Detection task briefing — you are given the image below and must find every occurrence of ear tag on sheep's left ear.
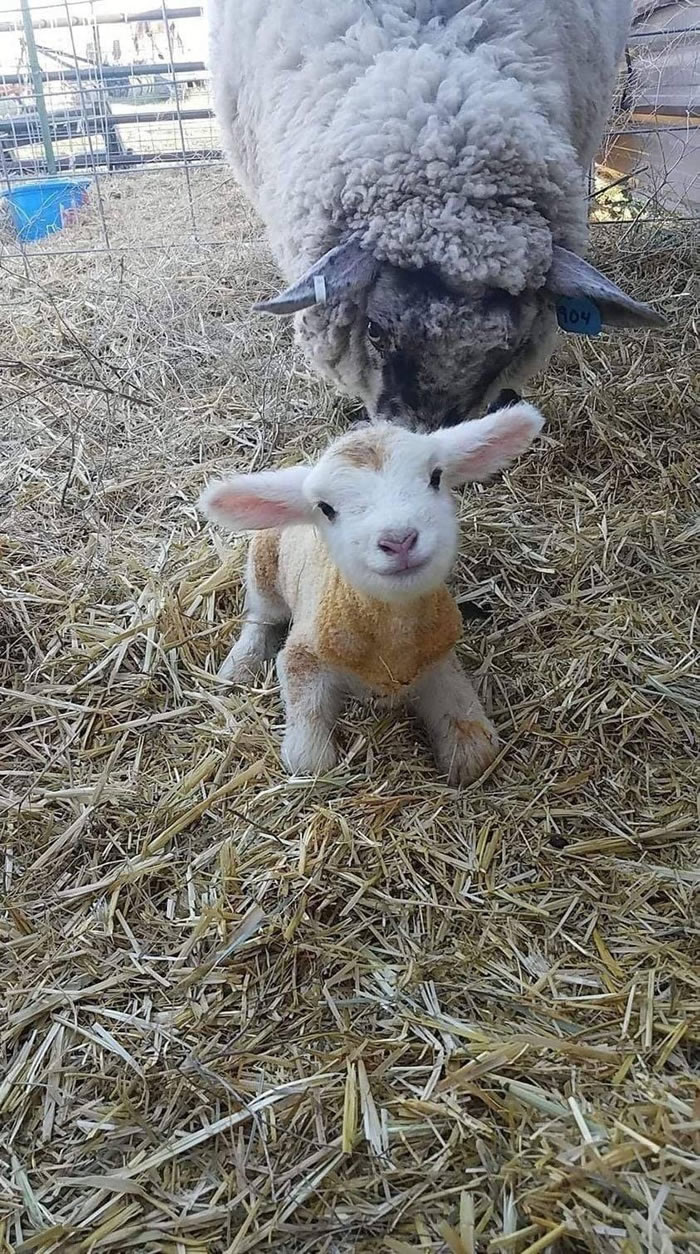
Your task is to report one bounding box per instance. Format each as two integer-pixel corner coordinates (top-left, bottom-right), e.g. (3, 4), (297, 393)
(556, 296), (602, 336)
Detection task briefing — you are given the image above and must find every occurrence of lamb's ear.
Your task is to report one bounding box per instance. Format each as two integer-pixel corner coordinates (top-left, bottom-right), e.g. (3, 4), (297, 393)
(199, 467), (313, 532)
(254, 236), (377, 315)
(435, 403), (545, 485)
(546, 245), (666, 329)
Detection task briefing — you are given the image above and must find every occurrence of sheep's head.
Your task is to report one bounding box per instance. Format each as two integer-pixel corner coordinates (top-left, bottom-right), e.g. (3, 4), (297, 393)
(200, 401), (544, 604)
(254, 238), (665, 431)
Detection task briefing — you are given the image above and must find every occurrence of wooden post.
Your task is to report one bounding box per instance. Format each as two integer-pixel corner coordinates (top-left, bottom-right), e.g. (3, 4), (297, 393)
(19, 0), (56, 175)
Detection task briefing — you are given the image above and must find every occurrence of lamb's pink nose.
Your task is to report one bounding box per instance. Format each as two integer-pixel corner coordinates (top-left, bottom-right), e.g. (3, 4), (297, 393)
(377, 529), (418, 556)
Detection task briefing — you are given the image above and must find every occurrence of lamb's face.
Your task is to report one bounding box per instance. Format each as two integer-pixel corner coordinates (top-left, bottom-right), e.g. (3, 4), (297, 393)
(296, 265), (553, 431)
(304, 423), (460, 604)
(199, 403), (545, 607)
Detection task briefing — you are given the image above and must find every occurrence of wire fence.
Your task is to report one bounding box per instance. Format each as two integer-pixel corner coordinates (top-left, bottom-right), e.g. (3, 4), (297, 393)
(0, 0), (698, 261)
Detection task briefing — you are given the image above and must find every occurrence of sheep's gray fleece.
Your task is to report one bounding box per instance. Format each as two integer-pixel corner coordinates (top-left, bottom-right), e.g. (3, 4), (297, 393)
(209, 0), (664, 430)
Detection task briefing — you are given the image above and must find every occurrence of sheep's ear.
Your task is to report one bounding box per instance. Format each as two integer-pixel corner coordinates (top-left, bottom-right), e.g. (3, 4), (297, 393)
(254, 236), (377, 315)
(546, 245), (666, 329)
(199, 467), (313, 532)
(435, 402), (545, 485)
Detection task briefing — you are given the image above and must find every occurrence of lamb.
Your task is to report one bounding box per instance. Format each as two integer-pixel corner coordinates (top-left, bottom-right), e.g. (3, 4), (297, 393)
(199, 400), (544, 783)
(208, 0), (664, 432)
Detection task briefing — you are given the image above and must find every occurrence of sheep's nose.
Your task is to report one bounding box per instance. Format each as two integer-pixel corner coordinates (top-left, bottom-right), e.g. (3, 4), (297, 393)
(377, 528), (418, 555)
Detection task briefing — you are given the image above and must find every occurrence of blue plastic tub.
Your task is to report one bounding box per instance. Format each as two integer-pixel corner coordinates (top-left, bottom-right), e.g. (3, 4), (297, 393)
(2, 178), (91, 243)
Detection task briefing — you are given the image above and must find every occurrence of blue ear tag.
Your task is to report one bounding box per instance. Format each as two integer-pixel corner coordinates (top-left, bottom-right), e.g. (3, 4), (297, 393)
(556, 296), (603, 336)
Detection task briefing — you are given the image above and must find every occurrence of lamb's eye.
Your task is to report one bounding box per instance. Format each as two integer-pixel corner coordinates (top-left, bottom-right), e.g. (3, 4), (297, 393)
(429, 467), (443, 490)
(317, 501), (337, 521)
(366, 319), (387, 351)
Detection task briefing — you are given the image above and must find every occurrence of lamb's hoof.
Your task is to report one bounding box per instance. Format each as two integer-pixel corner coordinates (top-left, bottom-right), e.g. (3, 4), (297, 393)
(217, 650), (261, 686)
(440, 719), (499, 786)
(281, 731), (337, 776)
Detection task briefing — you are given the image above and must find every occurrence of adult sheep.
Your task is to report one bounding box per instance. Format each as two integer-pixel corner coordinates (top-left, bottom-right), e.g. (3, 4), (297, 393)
(208, 0), (664, 431)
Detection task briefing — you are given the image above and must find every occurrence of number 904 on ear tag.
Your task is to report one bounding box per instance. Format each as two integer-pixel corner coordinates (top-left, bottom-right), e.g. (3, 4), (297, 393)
(556, 296), (603, 336)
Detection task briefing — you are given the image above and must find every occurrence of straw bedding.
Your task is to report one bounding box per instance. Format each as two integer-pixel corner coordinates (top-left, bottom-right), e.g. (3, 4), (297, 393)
(1, 167), (699, 1254)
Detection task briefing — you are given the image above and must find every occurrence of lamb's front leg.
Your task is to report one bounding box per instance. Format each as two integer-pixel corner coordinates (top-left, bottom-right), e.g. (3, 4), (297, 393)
(218, 534), (289, 684)
(219, 590), (287, 684)
(411, 652), (498, 786)
(277, 638), (344, 774)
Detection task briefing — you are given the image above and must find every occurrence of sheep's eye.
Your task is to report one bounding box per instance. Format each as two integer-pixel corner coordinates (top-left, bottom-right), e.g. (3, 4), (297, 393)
(429, 467), (443, 490)
(366, 319), (387, 351)
(317, 501), (337, 521)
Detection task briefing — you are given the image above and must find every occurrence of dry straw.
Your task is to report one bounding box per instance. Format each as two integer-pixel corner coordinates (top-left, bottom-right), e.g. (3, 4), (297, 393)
(1, 168), (699, 1253)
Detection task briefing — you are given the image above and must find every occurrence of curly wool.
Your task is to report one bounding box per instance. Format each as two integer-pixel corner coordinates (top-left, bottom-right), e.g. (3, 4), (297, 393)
(209, 0), (631, 292)
(311, 45), (578, 292)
